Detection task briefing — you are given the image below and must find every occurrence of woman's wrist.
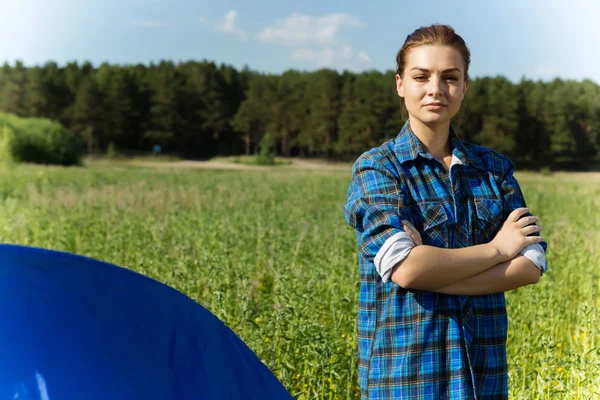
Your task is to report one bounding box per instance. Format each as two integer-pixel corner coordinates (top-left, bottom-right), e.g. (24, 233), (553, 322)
(483, 242), (508, 265)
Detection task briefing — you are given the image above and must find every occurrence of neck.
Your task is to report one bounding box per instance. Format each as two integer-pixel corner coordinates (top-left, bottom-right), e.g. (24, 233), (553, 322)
(408, 116), (452, 160)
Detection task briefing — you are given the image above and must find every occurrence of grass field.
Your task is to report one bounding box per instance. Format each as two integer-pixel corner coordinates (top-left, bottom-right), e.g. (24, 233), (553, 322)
(0, 161), (598, 399)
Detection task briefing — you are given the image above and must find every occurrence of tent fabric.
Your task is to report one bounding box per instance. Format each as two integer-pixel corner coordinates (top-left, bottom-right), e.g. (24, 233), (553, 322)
(0, 244), (293, 400)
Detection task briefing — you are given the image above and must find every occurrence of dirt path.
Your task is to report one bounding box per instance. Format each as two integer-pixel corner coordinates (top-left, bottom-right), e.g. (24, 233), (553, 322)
(127, 158), (352, 172)
(100, 158), (600, 182)
(131, 160), (266, 171)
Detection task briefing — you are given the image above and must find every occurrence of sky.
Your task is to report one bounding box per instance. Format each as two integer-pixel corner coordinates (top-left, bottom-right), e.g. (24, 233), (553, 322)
(0, 0), (599, 83)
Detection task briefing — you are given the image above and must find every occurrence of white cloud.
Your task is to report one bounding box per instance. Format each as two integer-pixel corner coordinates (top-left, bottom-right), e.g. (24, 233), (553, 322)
(257, 12), (365, 47)
(215, 10), (246, 40)
(339, 46), (353, 60)
(358, 50), (370, 62)
(130, 19), (165, 28)
(289, 48), (335, 67)
(257, 13), (367, 69)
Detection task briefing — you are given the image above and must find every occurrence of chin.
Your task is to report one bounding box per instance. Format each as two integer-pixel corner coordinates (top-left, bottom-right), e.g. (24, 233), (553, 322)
(413, 113), (451, 126)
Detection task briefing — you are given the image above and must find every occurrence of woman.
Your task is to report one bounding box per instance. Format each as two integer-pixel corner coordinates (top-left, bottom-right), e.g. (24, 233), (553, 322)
(343, 24), (548, 399)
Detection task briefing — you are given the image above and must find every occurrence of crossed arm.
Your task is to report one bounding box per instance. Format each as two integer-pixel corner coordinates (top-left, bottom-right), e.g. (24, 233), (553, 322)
(430, 255), (541, 295)
(389, 209), (545, 296)
(392, 245), (541, 296)
(344, 157), (548, 297)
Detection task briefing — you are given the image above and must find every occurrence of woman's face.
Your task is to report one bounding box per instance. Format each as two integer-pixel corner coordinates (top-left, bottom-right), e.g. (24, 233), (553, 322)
(396, 45), (468, 128)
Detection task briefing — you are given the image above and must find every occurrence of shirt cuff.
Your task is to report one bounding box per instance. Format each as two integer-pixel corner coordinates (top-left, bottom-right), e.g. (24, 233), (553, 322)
(520, 243), (548, 274)
(374, 232), (414, 283)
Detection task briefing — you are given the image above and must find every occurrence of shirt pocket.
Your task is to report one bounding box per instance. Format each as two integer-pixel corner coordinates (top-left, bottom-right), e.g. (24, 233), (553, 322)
(411, 201), (449, 247)
(474, 197), (503, 244)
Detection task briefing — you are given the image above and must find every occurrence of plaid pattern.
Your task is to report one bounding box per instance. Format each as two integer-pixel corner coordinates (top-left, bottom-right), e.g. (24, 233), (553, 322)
(343, 121), (548, 399)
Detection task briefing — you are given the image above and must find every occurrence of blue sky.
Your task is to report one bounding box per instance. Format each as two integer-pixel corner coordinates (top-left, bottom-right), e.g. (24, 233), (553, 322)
(1, 0), (599, 83)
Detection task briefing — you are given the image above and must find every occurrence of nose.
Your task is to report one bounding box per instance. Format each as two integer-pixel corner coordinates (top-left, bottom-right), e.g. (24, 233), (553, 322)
(427, 76), (444, 97)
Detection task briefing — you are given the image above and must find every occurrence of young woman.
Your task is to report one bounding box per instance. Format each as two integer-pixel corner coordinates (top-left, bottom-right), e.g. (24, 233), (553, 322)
(343, 24), (548, 399)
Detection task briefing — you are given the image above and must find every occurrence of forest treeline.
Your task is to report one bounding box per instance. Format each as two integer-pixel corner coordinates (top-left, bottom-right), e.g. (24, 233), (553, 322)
(0, 60), (598, 169)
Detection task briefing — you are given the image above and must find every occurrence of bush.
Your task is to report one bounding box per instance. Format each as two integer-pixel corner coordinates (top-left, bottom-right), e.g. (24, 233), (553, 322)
(255, 132), (276, 166)
(106, 142), (117, 159)
(540, 166), (553, 176)
(0, 113), (82, 166)
(0, 123), (16, 164)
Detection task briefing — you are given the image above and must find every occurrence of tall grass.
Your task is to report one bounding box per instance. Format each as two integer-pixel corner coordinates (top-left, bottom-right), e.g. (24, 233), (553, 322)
(0, 164), (598, 399)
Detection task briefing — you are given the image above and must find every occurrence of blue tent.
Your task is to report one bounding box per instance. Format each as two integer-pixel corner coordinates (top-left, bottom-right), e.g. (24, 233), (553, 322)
(0, 244), (293, 400)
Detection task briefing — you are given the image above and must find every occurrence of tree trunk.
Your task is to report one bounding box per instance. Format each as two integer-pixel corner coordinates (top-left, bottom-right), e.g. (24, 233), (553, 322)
(244, 131), (250, 155)
(281, 132), (288, 155)
(87, 125), (93, 154)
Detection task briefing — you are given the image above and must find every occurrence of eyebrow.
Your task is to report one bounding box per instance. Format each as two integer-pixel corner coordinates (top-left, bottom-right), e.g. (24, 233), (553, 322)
(410, 67), (462, 73)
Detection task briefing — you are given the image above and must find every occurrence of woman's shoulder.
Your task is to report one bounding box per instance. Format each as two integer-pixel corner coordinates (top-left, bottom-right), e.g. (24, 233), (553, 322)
(459, 140), (515, 175)
(351, 138), (401, 177)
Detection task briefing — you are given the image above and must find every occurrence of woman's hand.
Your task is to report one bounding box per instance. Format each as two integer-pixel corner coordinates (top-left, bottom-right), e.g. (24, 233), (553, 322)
(402, 220), (423, 246)
(490, 207), (545, 261)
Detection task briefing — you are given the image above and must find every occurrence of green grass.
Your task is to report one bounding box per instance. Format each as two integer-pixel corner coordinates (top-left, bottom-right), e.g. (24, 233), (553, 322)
(214, 155), (293, 166)
(0, 163), (598, 399)
(83, 153), (183, 164)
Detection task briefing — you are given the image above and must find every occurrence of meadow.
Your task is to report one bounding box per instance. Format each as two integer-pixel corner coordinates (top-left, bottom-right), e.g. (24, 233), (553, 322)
(0, 161), (598, 399)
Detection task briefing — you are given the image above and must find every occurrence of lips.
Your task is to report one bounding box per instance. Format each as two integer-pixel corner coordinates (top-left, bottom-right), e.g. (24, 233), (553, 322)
(424, 103), (445, 107)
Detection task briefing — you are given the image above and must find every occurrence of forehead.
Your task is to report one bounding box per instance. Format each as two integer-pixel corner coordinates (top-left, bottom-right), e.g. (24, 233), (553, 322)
(405, 45), (464, 72)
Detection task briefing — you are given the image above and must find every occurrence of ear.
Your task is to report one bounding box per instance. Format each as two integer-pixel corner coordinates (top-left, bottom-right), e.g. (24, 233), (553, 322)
(395, 74), (405, 98)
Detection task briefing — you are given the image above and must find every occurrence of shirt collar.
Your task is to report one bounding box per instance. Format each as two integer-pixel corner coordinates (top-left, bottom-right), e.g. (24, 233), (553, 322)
(394, 120), (486, 171)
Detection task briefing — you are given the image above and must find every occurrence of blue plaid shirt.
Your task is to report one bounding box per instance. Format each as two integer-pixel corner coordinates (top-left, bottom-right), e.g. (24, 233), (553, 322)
(343, 121), (548, 399)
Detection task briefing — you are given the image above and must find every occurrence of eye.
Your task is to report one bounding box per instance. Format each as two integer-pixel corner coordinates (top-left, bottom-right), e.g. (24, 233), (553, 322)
(414, 75), (427, 81)
(445, 76), (459, 82)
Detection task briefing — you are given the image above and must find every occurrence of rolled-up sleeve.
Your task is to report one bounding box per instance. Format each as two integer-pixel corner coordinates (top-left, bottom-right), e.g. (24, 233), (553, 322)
(343, 156), (413, 282)
(520, 243), (548, 274)
(374, 232), (414, 282)
(500, 159), (549, 274)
